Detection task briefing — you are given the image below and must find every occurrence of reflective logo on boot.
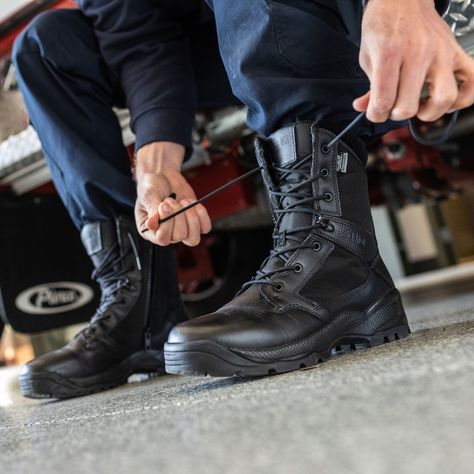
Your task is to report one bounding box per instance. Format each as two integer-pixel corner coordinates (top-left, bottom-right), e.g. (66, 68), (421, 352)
(336, 153), (348, 173)
(15, 282), (94, 315)
(343, 229), (366, 247)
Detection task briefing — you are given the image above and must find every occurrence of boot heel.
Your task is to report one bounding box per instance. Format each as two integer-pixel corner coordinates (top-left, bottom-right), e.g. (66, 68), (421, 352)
(127, 350), (166, 374)
(341, 290), (410, 349)
(363, 290), (409, 333)
(364, 323), (411, 348)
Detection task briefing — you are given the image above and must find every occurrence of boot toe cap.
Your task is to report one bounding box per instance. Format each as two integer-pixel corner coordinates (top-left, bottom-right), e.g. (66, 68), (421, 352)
(167, 308), (322, 349)
(167, 315), (226, 344)
(21, 347), (82, 377)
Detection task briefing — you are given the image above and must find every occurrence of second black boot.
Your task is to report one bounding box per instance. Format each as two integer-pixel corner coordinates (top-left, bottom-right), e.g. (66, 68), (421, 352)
(165, 122), (410, 376)
(20, 216), (187, 398)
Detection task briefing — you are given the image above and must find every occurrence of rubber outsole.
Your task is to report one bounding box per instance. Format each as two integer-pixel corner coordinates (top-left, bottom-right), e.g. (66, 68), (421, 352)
(164, 323), (411, 377)
(20, 350), (166, 399)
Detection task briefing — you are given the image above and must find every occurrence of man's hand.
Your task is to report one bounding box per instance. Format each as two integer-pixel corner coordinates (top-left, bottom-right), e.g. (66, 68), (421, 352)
(134, 142), (211, 247)
(353, 0), (474, 123)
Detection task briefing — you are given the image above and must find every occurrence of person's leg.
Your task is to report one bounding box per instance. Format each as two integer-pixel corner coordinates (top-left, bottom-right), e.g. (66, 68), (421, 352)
(13, 9), (135, 229)
(164, 0), (409, 376)
(189, 7), (240, 109)
(206, 0), (395, 139)
(13, 10), (187, 398)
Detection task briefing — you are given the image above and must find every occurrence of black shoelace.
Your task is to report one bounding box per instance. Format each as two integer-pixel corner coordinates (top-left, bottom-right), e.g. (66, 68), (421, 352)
(240, 154), (333, 291)
(82, 242), (134, 339)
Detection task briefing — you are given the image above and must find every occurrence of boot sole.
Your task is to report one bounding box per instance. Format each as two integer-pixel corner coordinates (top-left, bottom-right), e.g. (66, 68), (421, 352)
(164, 291), (410, 377)
(164, 324), (410, 377)
(20, 350), (166, 399)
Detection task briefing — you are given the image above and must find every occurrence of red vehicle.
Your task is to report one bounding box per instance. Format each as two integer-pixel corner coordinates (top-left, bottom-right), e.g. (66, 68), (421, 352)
(0, 1), (473, 337)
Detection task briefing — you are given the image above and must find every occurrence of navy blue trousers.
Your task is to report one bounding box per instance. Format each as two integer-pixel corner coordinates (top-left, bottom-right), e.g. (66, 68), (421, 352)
(13, 1), (394, 229)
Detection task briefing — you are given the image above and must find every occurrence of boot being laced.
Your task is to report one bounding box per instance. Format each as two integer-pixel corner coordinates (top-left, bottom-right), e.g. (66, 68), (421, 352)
(165, 121), (410, 377)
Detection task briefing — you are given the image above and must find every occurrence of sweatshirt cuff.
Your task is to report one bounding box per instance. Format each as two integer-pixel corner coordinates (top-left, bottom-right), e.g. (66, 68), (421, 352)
(132, 106), (195, 159)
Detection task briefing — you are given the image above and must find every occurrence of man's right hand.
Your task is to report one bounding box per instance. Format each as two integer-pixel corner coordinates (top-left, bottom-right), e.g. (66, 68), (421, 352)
(134, 142), (211, 247)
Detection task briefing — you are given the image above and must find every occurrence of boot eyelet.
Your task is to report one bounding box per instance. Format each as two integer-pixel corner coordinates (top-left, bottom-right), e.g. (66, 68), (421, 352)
(314, 242), (322, 251)
(273, 282), (284, 292)
(320, 168), (329, 178)
(323, 192), (333, 202)
(321, 144), (330, 154)
(293, 263), (303, 273)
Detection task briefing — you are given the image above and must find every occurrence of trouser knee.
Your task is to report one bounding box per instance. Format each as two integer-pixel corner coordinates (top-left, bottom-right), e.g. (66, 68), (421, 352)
(14, 10), (61, 54)
(13, 9), (84, 72)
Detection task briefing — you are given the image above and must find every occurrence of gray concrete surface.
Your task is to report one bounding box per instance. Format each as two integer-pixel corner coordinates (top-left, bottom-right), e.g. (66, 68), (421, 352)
(0, 282), (473, 474)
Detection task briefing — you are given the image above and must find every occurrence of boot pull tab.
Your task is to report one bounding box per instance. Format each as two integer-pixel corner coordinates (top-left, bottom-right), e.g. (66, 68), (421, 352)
(254, 136), (279, 208)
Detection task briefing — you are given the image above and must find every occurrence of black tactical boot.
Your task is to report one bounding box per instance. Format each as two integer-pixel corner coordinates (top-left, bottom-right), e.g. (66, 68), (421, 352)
(165, 122), (410, 376)
(20, 216), (187, 398)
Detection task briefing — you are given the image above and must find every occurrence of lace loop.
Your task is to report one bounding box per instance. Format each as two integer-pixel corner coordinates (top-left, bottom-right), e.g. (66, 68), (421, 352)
(240, 153), (335, 291)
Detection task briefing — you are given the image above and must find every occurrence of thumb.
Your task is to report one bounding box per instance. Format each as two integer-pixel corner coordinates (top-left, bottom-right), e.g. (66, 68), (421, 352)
(353, 91), (370, 112)
(146, 199), (175, 231)
(145, 210), (160, 232)
(140, 188), (165, 231)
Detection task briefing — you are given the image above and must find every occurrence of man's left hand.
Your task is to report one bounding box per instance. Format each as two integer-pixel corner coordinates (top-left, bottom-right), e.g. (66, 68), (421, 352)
(354, 0), (474, 123)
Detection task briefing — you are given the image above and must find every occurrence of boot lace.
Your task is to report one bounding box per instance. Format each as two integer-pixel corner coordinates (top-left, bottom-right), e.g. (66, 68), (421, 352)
(241, 114), (370, 291)
(241, 153), (332, 291)
(82, 241), (135, 340)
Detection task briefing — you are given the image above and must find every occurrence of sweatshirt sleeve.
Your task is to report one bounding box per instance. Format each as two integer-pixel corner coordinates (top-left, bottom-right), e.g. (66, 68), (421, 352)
(78, 0), (201, 152)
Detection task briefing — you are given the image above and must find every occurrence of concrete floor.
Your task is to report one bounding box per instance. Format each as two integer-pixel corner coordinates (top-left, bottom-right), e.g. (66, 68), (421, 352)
(0, 281), (473, 474)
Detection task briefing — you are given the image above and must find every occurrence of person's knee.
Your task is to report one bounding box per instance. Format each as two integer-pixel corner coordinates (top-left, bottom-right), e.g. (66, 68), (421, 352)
(13, 10), (71, 61)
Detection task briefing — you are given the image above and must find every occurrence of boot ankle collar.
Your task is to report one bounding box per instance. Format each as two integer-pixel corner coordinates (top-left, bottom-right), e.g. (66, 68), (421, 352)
(264, 120), (367, 168)
(266, 122), (313, 167)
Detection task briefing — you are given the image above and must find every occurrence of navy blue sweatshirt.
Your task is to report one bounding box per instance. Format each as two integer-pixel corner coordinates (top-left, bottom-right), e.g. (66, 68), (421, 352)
(78, 0), (233, 153)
